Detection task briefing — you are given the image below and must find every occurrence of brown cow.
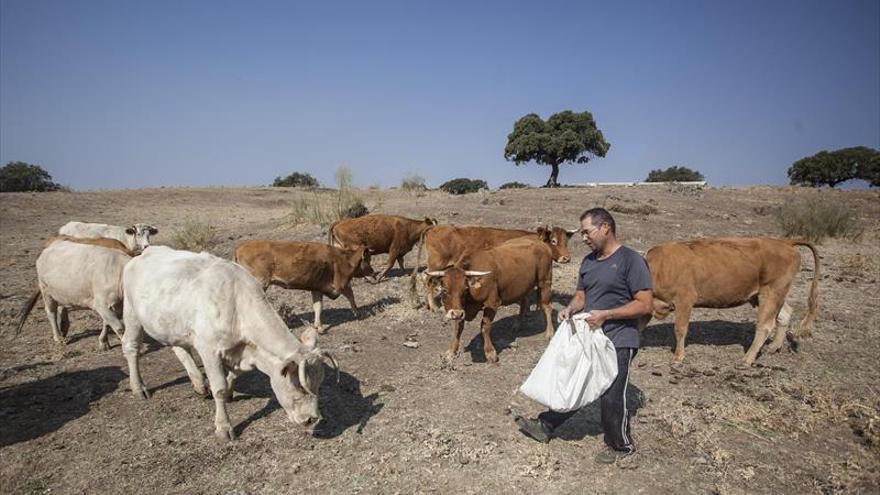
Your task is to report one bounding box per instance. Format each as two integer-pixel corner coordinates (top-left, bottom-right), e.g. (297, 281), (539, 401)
(49, 235), (138, 256)
(644, 237), (819, 366)
(426, 236), (555, 364)
(328, 214), (438, 282)
(233, 240), (374, 332)
(410, 225), (575, 310)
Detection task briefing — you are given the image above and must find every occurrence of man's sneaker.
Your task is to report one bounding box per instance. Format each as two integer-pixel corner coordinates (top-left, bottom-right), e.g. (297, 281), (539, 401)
(514, 415), (552, 444)
(594, 447), (634, 464)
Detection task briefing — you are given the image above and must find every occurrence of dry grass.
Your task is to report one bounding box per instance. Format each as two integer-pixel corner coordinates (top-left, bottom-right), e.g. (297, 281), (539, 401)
(776, 195), (864, 243)
(169, 220), (218, 252)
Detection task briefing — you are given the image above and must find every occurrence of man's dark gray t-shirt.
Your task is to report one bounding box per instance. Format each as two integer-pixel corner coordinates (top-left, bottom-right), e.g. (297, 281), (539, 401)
(575, 246), (652, 348)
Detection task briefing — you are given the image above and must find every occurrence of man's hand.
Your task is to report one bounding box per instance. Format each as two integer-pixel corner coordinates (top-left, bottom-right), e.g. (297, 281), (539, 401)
(586, 309), (610, 330)
(557, 306), (573, 323)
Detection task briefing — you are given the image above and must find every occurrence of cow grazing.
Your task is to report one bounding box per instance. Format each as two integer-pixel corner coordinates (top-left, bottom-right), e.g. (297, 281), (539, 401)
(644, 237), (820, 366)
(328, 214), (438, 282)
(121, 246), (337, 440)
(411, 225), (575, 310)
(426, 236), (555, 363)
(16, 239), (132, 350)
(234, 240), (374, 332)
(59, 221), (158, 252)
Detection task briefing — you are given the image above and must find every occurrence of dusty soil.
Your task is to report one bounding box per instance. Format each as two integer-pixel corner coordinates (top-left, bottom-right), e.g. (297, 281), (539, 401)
(1, 185), (878, 495)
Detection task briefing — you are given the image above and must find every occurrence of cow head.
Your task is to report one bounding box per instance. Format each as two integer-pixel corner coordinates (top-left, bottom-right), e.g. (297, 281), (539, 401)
(347, 245), (375, 279)
(424, 217), (439, 226)
(535, 226), (574, 264)
(124, 223), (158, 251)
(426, 267), (492, 320)
(273, 327), (338, 430)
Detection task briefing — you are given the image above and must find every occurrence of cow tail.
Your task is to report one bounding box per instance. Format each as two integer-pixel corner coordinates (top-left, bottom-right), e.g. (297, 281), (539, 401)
(408, 228), (431, 307)
(790, 240), (819, 338)
(14, 288), (41, 336)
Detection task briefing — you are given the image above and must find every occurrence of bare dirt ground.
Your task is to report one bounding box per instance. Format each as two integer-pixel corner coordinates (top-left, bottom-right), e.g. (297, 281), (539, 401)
(1, 185), (878, 495)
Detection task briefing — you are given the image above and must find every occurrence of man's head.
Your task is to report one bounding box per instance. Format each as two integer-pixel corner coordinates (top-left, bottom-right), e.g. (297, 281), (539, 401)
(578, 208), (616, 253)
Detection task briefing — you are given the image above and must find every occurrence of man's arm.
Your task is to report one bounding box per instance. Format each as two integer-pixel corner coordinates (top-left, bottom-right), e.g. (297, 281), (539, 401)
(557, 290), (586, 322)
(585, 289), (653, 329)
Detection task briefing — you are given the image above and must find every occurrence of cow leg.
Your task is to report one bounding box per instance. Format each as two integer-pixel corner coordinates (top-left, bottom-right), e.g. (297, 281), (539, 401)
(480, 310), (499, 363)
(340, 285), (361, 320)
(671, 303), (694, 365)
(224, 369), (241, 402)
(56, 307), (70, 338)
(197, 349), (235, 441)
(742, 286), (788, 366)
(122, 309), (150, 400)
(41, 292), (64, 344)
(375, 242), (403, 282)
(396, 255), (406, 270)
(311, 291), (326, 333)
(538, 282), (554, 340)
(93, 302), (125, 352)
(172, 346), (208, 397)
(445, 320), (465, 361)
(766, 302), (793, 354)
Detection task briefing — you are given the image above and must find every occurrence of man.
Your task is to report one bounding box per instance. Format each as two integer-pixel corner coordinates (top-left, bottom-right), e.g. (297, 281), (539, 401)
(514, 207), (653, 464)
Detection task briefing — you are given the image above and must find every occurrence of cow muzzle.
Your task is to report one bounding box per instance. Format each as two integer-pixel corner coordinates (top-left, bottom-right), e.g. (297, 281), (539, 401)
(445, 309), (464, 320)
(556, 256), (570, 264)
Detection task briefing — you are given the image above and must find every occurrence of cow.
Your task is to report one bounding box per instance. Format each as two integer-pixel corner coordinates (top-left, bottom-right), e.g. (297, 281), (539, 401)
(16, 239), (132, 350)
(234, 240), (374, 332)
(328, 214), (438, 282)
(121, 246), (337, 440)
(59, 221), (158, 252)
(51, 235), (138, 256)
(410, 225), (575, 310)
(426, 236), (555, 364)
(644, 237), (820, 367)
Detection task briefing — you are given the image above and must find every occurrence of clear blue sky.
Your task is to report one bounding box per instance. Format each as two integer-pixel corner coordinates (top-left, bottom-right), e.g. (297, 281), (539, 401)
(2, 0), (878, 189)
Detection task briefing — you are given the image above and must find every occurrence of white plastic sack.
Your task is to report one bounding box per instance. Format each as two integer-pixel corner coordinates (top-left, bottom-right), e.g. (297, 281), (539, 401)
(519, 312), (618, 412)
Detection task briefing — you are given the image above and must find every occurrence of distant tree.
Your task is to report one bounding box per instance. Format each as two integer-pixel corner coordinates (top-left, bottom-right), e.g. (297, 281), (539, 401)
(645, 166), (705, 182)
(788, 147), (879, 188)
(499, 181), (529, 189)
(504, 110), (610, 188)
(439, 178), (488, 195)
(0, 161), (61, 192)
(272, 172), (319, 188)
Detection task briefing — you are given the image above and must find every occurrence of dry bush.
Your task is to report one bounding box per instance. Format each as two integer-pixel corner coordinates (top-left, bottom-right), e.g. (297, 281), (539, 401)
(401, 174), (427, 192)
(838, 254), (878, 281)
(607, 202), (659, 215)
(776, 196), (863, 243)
(288, 191), (329, 225)
(287, 165), (365, 226)
(170, 220), (218, 252)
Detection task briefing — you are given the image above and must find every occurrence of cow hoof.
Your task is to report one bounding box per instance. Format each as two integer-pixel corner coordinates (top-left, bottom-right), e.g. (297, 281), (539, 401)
(194, 385), (210, 398)
(315, 324), (328, 335)
(215, 426), (236, 441)
(132, 387), (151, 400)
(443, 350), (458, 363)
(735, 361), (753, 370)
(486, 351), (499, 364)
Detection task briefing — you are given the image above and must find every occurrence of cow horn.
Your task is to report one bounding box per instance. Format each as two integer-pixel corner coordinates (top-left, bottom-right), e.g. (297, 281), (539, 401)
(319, 349), (340, 384)
(425, 270), (446, 277)
(567, 228), (580, 234)
(299, 359), (317, 396)
(464, 270), (491, 277)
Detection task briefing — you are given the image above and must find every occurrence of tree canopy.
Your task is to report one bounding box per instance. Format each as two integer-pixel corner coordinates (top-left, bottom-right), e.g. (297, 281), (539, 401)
(504, 110), (610, 187)
(645, 166), (705, 182)
(788, 147), (879, 187)
(0, 162), (61, 192)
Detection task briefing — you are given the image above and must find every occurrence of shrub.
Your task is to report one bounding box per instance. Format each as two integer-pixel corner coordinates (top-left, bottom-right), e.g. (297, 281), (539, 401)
(439, 178), (488, 195)
(607, 202), (658, 215)
(272, 172), (319, 188)
(400, 174), (427, 191)
(170, 220), (218, 252)
(344, 198), (369, 218)
(0, 162), (61, 192)
(645, 166), (705, 182)
(288, 191), (329, 225)
(776, 195), (863, 243)
(499, 181), (529, 190)
(789, 146), (879, 188)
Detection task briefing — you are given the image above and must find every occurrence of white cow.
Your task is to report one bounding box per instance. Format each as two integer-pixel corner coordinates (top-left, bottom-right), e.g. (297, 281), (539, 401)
(121, 246), (336, 440)
(17, 240), (131, 350)
(59, 221), (158, 251)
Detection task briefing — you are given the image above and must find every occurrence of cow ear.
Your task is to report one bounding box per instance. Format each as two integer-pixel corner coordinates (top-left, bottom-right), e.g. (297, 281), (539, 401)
(535, 226), (550, 241)
(148, 227), (158, 235)
(125, 227), (136, 235)
(281, 357), (298, 378)
(300, 327), (318, 349)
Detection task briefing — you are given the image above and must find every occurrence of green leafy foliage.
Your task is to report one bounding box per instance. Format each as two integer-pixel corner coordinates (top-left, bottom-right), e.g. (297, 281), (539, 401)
(504, 110), (610, 187)
(439, 178), (488, 195)
(0, 162), (61, 192)
(645, 166), (705, 182)
(499, 181), (529, 189)
(788, 147), (880, 188)
(272, 172), (319, 188)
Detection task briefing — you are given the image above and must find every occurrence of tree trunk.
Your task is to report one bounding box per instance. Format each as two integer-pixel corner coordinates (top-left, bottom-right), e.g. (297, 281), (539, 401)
(545, 163), (560, 188)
